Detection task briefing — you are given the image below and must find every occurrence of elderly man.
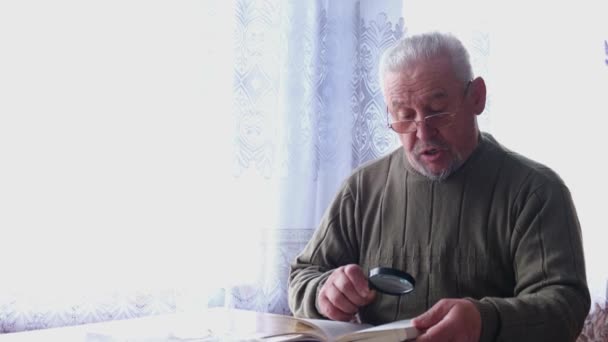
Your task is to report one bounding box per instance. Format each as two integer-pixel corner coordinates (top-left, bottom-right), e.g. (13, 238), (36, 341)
(288, 32), (590, 342)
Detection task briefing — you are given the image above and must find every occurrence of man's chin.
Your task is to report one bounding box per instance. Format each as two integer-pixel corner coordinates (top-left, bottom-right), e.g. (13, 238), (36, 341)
(406, 152), (463, 181)
(422, 169), (452, 181)
(413, 161), (455, 181)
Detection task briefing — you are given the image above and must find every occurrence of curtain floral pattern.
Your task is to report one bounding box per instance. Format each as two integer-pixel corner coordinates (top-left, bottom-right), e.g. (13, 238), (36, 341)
(226, 0), (404, 314)
(0, 291), (177, 333)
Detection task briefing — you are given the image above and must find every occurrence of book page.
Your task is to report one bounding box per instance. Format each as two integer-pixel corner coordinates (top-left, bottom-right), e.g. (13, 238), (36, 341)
(257, 318), (326, 341)
(337, 319), (419, 342)
(355, 319), (415, 332)
(299, 318), (372, 341)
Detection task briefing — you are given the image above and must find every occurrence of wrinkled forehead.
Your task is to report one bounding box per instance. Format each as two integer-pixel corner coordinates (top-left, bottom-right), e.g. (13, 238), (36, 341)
(383, 59), (461, 108)
(384, 75), (454, 108)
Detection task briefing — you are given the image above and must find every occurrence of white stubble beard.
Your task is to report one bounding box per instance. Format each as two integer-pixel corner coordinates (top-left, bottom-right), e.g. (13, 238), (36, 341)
(409, 139), (464, 181)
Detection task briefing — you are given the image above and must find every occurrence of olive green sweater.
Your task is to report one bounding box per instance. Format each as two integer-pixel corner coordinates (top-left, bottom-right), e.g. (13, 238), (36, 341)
(288, 133), (590, 342)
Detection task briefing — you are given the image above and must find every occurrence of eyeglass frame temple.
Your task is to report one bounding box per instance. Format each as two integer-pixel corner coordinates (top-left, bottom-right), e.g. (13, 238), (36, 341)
(385, 79), (473, 131)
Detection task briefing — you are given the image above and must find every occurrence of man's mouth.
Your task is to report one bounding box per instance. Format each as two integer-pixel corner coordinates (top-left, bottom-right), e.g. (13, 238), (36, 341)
(420, 148), (442, 156)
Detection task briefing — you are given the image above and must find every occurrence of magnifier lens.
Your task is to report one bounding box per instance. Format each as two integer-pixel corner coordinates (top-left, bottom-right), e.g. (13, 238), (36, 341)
(368, 267), (415, 296)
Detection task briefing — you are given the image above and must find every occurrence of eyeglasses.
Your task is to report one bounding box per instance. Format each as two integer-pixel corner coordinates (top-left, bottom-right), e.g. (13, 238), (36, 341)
(386, 80), (472, 134)
(387, 111), (456, 134)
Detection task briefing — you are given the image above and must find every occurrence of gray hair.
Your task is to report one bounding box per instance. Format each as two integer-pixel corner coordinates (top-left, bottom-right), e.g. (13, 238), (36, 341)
(379, 32), (473, 97)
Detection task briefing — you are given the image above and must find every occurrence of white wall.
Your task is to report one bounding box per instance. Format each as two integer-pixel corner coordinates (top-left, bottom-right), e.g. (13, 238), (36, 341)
(0, 1), (236, 296)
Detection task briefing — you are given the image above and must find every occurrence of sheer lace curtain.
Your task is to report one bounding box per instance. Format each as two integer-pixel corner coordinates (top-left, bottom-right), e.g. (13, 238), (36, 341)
(0, 0), (405, 332)
(225, 0), (405, 313)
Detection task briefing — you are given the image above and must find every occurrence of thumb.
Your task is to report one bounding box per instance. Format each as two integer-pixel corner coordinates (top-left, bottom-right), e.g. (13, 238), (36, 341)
(364, 289), (376, 304)
(413, 300), (452, 329)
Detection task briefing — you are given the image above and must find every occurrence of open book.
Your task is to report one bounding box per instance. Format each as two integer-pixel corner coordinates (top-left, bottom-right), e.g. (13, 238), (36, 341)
(260, 316), (419, 342)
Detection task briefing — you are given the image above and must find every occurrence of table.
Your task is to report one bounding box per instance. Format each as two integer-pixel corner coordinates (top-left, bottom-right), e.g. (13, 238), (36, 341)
(0, 308), (303, 341)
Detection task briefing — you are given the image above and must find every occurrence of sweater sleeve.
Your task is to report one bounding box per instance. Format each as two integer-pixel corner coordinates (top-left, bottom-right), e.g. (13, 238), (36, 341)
(287, 181), (360, 318)
(473, 181), (590, 342)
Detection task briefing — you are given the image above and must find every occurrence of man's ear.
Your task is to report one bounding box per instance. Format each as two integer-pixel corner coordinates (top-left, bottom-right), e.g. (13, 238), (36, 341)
(469, 77), (486, 115)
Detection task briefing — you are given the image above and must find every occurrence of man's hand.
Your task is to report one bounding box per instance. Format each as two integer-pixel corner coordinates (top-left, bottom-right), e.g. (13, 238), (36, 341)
(413, 299), (481, 342)
(317, 264), (376, 321)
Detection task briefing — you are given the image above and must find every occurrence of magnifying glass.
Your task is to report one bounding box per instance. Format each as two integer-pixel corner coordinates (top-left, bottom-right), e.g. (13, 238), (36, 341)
(368, 267), (415, 296)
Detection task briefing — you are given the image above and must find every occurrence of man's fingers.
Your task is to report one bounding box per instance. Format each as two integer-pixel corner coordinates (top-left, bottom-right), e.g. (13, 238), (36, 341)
(325, 282), (359, 314)
(365, 289), (376, 302)
(415, 319), (454, 342)
(317, 264), (377, 321)
(333, 270), (370, 306)
(343, 264), (372, 298)
(413, 299), (454, 330)
(414, 305), (458, 342)
(413, 299), (481, 342)
(318, 292), (354, 322)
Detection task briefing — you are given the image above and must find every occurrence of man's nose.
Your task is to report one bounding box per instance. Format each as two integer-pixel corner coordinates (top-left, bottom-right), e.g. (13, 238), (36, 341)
(415, 121), (437, 141)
